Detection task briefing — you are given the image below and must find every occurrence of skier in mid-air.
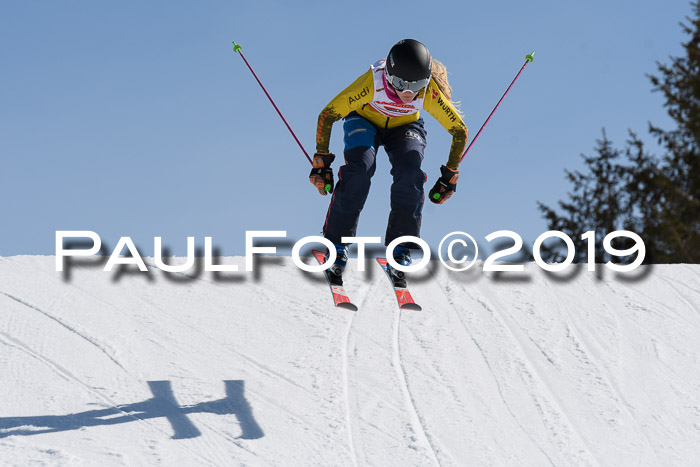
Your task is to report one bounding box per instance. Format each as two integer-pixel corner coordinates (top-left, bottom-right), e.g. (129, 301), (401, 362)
(309, 39), (468, 282)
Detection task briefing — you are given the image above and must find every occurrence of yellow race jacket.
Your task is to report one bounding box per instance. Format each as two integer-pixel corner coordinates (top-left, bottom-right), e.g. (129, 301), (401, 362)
(315, 67), (468, 169)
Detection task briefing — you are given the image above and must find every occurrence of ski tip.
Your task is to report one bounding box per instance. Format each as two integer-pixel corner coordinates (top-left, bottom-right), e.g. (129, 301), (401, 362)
(400, 303), (422, 311)
(337, 302), (358, 311)
(312, 250), (326, 262)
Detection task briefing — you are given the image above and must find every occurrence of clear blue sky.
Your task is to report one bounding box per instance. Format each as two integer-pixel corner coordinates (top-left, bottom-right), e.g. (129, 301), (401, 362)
(0, 0), (690, 257)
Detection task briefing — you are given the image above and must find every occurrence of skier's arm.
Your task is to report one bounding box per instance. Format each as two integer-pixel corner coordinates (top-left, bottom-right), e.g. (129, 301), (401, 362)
(315, 70), (374, 154)
(424, 81), (468, 170)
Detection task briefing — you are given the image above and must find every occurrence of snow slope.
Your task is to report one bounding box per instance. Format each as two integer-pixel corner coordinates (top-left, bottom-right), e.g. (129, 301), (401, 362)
(0, 255), (698, 466)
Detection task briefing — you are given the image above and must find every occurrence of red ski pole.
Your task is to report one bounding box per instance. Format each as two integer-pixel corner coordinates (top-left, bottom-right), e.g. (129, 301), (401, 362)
(460, 52), (535, 163)
(232, 41), (313, 165)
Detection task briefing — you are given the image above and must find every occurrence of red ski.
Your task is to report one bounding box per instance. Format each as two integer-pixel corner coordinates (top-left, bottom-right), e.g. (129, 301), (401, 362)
(375, 258), (422, 311)
(312, 250), (358, 311)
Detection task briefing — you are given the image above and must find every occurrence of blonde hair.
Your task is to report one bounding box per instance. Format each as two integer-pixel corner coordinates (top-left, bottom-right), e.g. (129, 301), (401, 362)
(432, 59), (463, 116)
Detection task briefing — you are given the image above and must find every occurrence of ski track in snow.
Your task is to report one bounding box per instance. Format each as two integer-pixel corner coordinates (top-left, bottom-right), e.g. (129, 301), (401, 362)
(0, 257), (699, 465)
(341, 312), (359, 467)
(341, 288), (363, 467)
(484, 284), (604, 467)
(436, 280), (557, 467)
(16, 260), (323, 409)
(1, 258), (354, 463)
(442, 273), (606, 466)
(0, 329), (215, 465)
(0, 300), (315, 462)
(545, 274), (659, 466)
(155, 261), (361, 464)
(37, 257), (344, 407)
(392, 305), (441, 466)
(650, 272), (699, 319)
(0, 291), (127, 372)
(596, 272), (700, 465)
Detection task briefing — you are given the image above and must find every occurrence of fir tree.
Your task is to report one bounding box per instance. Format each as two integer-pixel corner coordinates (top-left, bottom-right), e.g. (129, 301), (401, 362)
(537, 131), (628, 263)
(642, 2), (700, 262)
(539, 2), (700, 264)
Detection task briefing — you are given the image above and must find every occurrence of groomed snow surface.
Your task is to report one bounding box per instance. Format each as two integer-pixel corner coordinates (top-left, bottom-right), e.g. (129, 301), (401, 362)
(0, 255), (698, 466)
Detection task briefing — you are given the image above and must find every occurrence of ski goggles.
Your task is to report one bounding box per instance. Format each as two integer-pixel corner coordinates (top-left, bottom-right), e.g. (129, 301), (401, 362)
(386, 72), (430, 93)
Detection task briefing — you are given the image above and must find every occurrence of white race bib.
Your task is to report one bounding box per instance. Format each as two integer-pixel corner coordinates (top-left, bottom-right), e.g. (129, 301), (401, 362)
(368, 60), (424, 118)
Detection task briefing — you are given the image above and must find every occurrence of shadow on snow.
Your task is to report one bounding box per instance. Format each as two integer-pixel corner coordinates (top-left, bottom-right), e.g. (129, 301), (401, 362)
(0, 380), (263, 440)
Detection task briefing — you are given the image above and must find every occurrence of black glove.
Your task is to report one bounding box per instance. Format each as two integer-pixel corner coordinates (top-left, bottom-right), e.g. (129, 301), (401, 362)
(309, 153), (335, 195)
(429, 165), (459, 204)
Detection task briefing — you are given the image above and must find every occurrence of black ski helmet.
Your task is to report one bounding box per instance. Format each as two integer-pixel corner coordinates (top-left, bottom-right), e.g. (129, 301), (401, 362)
(386, 39), (432, 82)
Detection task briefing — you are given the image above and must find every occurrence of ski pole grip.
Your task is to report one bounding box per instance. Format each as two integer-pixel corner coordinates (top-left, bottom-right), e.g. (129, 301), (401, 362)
(428, 181), (447, 204)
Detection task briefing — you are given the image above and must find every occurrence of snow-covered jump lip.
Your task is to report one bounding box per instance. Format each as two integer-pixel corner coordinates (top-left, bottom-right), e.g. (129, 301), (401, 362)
(0, 255), (697, 465)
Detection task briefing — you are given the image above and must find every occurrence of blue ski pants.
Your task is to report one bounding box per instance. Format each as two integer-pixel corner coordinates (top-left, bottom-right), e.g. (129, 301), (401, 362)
(322, 113), (428, 248)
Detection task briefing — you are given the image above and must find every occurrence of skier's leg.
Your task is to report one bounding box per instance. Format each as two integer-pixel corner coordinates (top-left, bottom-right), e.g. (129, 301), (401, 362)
(322, 115), (379, 245)
(383, 119), (428, 248)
